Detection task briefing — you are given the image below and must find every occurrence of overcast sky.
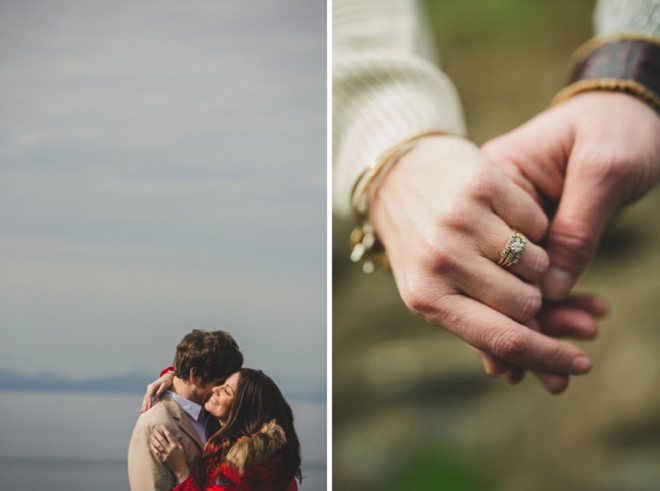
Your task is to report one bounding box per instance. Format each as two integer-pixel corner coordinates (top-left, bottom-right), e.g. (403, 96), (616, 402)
(0, 0), (326, 385)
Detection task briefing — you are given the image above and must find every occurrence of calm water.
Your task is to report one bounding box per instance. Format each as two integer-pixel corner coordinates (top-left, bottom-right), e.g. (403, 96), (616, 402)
(0, 390), (326, 491)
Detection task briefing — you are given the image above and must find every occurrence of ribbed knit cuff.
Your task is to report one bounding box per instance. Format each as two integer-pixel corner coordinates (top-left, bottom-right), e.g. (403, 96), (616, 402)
(333, 55), (465, 215)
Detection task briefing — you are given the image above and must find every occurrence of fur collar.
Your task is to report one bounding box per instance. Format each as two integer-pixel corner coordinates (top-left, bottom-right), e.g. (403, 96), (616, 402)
(224, 420), (287, 474)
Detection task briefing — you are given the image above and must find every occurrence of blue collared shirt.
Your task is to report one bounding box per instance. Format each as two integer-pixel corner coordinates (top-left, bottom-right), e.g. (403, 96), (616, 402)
(166, 390), (207, 445)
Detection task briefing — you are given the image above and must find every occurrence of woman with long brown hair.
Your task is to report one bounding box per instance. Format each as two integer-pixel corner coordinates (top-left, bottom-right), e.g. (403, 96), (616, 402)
(149, 368), (301, 491)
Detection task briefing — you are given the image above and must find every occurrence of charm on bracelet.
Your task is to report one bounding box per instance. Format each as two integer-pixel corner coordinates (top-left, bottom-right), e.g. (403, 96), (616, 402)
(350, 221), (389, 274)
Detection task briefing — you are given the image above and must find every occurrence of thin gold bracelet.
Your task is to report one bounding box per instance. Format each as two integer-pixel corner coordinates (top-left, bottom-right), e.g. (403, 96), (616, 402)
(552, 78), (660, 112)
(349, 131), (446, 273)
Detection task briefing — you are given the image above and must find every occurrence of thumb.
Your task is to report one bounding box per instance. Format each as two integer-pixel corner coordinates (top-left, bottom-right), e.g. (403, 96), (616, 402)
(482, 110), (572, 204)
(541, 157), (620, 300)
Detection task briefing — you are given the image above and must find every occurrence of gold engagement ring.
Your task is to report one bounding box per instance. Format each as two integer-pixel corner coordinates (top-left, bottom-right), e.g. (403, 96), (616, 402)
(497, 230), (527, 268)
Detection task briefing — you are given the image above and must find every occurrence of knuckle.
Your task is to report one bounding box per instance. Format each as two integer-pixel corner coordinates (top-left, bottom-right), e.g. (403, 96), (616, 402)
(515, 288), (543, 323)
(550, 225), (597, 263)
(490, 328), (526, 360)
(532, 212), (550, 240)
(442, 208), (474, 233)
(542, 343), (567, 373)
(400, 273), (452, 319)
(428, 244), (460, 274)
(598, 153), (632, 183)
(530, 250), (550, 280)
(470, 169), (497, 203)
(574, 150), (631, 194)
(460, 166), (495, 203)
(548, 345), (564, 368)
(532, 250), (550, 278)
(433, 196), (474, 234)
(403, 284), (437, 316)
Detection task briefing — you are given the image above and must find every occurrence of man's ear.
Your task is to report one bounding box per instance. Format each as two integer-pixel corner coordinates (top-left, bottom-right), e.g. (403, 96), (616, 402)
(189, 368), (205, 387)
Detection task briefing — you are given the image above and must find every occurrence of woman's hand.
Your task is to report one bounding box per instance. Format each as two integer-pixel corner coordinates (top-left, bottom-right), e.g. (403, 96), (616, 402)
(370, 135), (594, 379)
(150, 425), (190, 482)
(141, 371), (175, 413)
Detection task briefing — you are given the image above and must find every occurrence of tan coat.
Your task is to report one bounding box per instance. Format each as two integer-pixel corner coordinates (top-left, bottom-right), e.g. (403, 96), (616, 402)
(127, 393), (204, 491)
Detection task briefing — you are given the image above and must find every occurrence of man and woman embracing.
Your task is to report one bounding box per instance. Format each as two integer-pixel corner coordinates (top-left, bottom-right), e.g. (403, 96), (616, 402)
(128, 330), (300, 491)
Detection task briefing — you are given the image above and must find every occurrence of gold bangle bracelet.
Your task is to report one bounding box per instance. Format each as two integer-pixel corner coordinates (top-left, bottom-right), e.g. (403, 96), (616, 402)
(350, 130), (446, 223)
(349, 131), (446, 273)
(551, 78), (660, 112)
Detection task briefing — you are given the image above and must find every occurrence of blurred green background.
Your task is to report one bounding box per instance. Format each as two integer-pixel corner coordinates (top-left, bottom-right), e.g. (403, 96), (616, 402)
(332, 1), (660, 490)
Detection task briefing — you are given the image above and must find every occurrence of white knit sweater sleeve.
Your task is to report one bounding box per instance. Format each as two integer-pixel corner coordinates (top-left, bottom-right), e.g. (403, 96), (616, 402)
(333, 0), (466, 216)
(595, 0), (660, 36)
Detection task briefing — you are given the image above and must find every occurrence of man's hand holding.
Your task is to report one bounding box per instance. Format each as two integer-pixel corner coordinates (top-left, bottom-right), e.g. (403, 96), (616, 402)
(483, 91), (660, 300)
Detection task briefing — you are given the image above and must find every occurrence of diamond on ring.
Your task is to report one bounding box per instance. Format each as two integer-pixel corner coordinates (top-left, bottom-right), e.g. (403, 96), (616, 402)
(497, 230), (527, 268)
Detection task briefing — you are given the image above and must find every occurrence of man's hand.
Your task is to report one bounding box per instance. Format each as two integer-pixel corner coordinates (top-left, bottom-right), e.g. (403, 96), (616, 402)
(474, 293), (609, 393)
(370, 135), (594, 378)
(483, 91), (660, 300)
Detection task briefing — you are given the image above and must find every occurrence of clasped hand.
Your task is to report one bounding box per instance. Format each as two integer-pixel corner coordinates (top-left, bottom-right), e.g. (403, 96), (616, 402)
(370, 93), (660, 393)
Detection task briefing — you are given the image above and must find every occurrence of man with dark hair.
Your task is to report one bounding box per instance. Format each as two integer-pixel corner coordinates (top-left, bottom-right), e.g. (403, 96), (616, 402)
(128, 330), (243, 491)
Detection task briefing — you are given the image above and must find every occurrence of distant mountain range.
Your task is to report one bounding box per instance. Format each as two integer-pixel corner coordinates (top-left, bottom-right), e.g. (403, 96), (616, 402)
(0, 368), (326, 402)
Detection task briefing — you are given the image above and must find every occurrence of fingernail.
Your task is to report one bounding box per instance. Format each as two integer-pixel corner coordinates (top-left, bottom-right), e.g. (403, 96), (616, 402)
(536, 373), (568, 394)
(592, 298), (610, 318)
(542, 266), (574, 301)
(483, 360), (501, 377)
(571, 356), (592, 374)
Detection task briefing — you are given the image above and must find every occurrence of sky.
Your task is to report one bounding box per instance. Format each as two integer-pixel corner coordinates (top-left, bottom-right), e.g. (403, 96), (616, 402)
(0, 0), (327, 386)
